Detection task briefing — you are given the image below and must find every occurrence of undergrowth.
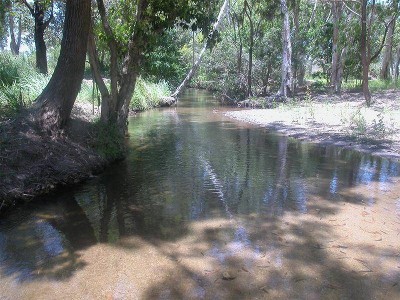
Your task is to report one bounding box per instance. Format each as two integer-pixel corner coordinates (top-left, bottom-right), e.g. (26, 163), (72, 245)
(131, 77), (171, 111)
(342, 78), (400, 92)
(90, 120), (125, 161)
(0, 52), (49, 117)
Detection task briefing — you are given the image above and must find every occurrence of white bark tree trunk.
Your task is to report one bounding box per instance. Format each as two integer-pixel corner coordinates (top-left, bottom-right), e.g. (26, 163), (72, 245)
(330, 1), (342, 94)
(172, 0), (229, 98)
(278, 0), (293, 98)
(380, 3), (396, 80)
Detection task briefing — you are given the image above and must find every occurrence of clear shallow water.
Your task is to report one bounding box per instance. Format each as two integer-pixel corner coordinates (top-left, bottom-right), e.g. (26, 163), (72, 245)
(1, 90), (400, 299)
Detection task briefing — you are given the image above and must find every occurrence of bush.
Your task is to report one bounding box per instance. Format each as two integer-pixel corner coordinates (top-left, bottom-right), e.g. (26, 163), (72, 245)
(90, 120), (125, 161)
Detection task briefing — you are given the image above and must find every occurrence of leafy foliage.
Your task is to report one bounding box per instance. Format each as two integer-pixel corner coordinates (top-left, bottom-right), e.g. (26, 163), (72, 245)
(90, 119), (125, 160)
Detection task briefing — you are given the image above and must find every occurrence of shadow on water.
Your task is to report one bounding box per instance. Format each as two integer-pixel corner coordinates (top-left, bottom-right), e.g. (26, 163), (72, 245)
(0, 89), (400, 298)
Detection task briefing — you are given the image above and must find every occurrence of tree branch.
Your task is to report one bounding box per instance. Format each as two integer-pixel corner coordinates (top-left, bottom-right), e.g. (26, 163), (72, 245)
(308, 0), (318, 25)
(96, 0), (116, 42)
(342, 1), (360, 18)
(43, 0), (54, 28)
(20, 0), (34, 15)
(87, 20), (110, 100)
(370, 15), (396, 62)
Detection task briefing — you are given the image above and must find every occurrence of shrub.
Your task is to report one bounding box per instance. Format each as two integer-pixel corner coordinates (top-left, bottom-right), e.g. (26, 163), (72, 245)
(90, 120), (125, 161)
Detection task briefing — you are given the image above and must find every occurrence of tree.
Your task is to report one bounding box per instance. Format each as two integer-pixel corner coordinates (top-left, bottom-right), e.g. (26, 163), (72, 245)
(172, 0), (229, 98)
(380, 0), (398, 80)
(8, 7), (22, 55)
(361, 0), (371, 105)
(244, 0), (255, 97)
(0, 0), (10, 49)
(278, 0), (292, 98)
(292, 0), (306, 89)
(329, 0), (342, 94)
(33, 0), (91, 132)
(21, 0), (54, 74)
(361, 0), (394, 106)
(88, 0), (148, 129)
(88, 0), (220, 132)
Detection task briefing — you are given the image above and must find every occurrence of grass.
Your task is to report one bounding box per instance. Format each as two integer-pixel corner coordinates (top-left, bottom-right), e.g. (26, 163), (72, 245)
(342, 78), (400, 92)
(368, 79), (400, 92)
(305, 76), (400, 93)
(273, 95), (397, 141)
(0, 53), (170, 119)
(131, 77), (171, 111)
(76, 79), (95, 104)
(0, 52), (50, 117)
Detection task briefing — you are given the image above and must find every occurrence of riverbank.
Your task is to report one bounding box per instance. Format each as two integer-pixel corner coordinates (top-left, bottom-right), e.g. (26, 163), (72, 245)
(225, 90), (400, 160)
(0, 103), (124, 215)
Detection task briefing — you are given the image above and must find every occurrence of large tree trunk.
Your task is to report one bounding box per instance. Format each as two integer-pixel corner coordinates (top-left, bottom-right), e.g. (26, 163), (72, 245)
(278, 0), (292, 98)
(330, 1), (342, 94)
(172, 0), (229, 98)
(380, 0), (397, 80)
(33, 0), (91, 132)
(361, 0), (371, 106)
(113, 0), (149, 132)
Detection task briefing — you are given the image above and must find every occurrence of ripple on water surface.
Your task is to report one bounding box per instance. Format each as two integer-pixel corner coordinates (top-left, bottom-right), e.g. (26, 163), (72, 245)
(1, 90), (400, 299)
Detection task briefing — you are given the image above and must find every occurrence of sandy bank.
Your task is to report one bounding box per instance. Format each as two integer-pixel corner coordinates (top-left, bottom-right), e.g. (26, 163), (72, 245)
(225, 90), (400, 160)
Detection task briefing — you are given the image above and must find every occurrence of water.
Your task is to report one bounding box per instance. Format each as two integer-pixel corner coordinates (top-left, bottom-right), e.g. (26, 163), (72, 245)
(1, 90), (400, 299)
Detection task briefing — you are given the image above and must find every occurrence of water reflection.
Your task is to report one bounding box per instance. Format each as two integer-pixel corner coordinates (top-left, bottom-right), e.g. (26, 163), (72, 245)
(0, 90), (400, 297)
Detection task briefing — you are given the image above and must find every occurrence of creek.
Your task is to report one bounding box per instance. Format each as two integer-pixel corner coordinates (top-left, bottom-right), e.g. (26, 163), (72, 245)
(1, 90), (400, 299)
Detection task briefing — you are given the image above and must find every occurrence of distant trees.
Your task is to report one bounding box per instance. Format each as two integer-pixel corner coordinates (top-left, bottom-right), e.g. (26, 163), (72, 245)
(21, 0), (54, 74)
(1, 0), (399, 132)
(172, 0), (230, 98)
(182, 0), (400, 105)
(8, 5), (22, 55)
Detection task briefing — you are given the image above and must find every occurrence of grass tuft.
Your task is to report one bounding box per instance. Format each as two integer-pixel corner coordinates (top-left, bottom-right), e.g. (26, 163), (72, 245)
(131, 77), (171, 111)
(0, 52), (50, 117)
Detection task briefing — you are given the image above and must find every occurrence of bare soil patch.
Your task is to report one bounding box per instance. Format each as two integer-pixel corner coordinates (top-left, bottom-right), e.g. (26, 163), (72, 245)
(0, 103), (110, 214)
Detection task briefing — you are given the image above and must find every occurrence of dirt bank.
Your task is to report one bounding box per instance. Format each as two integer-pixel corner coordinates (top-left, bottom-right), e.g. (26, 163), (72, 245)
(225, 90), (400, 160)
(0, 103), (121, 215)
